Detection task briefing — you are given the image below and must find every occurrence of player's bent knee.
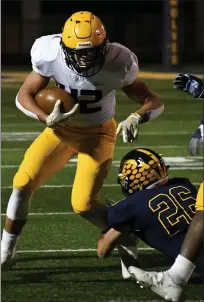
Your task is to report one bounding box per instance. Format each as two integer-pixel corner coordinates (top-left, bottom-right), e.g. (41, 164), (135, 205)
(72, 202), (91, 214)
(71, 197), (97, 213)
(13, 171), (35, 192)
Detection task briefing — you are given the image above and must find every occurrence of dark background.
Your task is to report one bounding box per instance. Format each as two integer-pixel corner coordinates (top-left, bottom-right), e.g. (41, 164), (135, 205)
(2, 0), (204, 69)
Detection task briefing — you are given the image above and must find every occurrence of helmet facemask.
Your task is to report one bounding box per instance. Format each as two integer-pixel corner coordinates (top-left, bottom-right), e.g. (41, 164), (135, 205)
(61, 38), (108, 77)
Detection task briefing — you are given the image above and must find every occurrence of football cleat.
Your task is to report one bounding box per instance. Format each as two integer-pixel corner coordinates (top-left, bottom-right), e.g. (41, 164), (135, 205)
(189, 122), (204, 156)
(128, 266), (186, 302)
(121, 259), (132, 279)
(118, 236), (139, 279)
(1, 247), (17, 270)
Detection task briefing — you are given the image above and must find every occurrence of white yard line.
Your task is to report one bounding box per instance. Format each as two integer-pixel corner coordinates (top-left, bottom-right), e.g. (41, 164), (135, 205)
(1, 148), (25, 151)
(1, 145), (190, 151)
(1, 166), (202, 170)
(1, 184), (117, 189)
(1, 131), (195, 141)
(16, 247), (154, 253)
(2, 111), (201, 117)
(1, 120), (199, 126)
(1, 182), (201, 189)
(1, 212), (75, 216)
(1, 157), (203, 169)
(1, 182), (201, 190)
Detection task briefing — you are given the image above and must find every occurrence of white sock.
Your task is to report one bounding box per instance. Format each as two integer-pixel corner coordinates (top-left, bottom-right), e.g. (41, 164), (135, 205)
(168, 254), (196, 284)
(1, 229), (19, 250)
(6, 188), (31, 220)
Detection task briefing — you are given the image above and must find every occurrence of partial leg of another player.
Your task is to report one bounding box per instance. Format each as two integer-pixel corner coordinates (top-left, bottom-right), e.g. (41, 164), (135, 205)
(1, 128), (76, 269)
(70, 119), (117, 229)
(70, 119), (139, 277)
(128, 182), (204, 302)
(73, 152), (139, 278)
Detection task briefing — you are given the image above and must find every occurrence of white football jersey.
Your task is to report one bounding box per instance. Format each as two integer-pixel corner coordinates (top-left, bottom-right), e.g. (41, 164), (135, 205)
(31, 34), (139, 127)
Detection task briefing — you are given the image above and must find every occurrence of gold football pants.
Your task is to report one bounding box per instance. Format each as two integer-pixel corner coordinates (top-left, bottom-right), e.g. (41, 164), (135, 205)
(195, 182), (204, 211)
(13, 119), (116, 213)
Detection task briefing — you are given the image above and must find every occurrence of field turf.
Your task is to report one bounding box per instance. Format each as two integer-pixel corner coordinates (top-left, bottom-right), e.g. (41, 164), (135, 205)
(1, 76), (204, 302)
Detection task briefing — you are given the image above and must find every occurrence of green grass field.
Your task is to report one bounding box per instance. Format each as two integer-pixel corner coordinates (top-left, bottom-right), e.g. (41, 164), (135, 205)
(1, 77), (204, 302)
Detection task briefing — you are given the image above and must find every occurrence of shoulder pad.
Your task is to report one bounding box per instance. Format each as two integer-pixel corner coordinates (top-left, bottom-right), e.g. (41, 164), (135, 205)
(106, 43), (138, 71)
(31, 34), (61, 63)
(105, 43), (139, 86)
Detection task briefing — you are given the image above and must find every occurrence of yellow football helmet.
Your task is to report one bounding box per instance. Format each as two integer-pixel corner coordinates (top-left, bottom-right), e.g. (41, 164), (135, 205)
(61, 11), (108, 76)
(118, 148), (169, 197)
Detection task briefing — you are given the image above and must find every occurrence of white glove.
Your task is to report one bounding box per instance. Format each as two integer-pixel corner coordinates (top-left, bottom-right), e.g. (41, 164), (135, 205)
(46, 99), (79, 128)
(116, 113), (141, 143)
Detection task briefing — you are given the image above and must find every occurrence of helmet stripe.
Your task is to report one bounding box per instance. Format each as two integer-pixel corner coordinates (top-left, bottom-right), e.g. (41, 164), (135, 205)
(136, 148), (166, 177)
(136, 148), (159, 162)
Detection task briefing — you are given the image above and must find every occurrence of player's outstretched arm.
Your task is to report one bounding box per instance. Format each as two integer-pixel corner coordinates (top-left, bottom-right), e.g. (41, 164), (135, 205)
(117, 79), (164, 143)
(17, 71), (50, 123)
(97, 228), (122, 258)
(173, 73), (204, 99)
(97, 225), (131, 258)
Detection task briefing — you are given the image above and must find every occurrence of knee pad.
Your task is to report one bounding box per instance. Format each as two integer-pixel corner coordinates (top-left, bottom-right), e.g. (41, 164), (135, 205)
(13, 170), (36, 192)
(71, 197), (91, 213)
(6, 188), (32, 220)
(13, 170), (31, 190)
(71, 195), (99, 214)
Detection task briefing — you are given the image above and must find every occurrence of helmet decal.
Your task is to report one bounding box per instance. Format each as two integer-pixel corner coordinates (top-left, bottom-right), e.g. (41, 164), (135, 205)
(118, 148), (169, 196)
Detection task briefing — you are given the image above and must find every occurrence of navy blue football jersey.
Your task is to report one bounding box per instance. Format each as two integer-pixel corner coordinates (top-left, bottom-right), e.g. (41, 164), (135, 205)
(108, 177), (204, 273)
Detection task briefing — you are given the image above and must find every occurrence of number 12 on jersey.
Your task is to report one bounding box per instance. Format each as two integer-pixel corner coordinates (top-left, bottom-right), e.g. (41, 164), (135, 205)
(71, 89), (102, 114)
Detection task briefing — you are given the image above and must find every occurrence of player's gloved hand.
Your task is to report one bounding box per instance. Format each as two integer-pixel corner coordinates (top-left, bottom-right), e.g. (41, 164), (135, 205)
(189, 121), (204, 156)
(173, 73), (204, 98)
(46, 99), (79, 128)
(116, 113), (141, 143)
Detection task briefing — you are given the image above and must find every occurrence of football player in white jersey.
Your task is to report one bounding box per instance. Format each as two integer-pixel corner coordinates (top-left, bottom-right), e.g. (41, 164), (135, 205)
(1, 11), (164, 269)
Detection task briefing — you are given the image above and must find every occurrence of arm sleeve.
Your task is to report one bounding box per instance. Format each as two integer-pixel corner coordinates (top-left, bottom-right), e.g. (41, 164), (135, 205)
(15, 95), (39, 120)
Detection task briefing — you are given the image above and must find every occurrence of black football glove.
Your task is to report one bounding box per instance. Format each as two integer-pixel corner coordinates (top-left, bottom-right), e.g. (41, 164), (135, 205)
(173, 73), (204, 99)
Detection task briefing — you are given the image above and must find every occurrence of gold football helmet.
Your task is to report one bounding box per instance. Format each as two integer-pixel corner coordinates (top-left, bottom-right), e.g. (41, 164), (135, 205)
(118, 148), (169, 196)
(61, 11), (108, 76)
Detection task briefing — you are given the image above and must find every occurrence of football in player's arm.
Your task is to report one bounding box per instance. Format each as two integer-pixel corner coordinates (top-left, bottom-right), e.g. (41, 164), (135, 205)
(1, 11), (164, 270)
(97, 148), (204, 302)
(16, 53), (164, 141)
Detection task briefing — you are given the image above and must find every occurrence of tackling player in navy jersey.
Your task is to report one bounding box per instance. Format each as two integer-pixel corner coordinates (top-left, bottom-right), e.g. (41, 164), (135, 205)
(125, 75), (204, 302)
(97, 148), (204, 301)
